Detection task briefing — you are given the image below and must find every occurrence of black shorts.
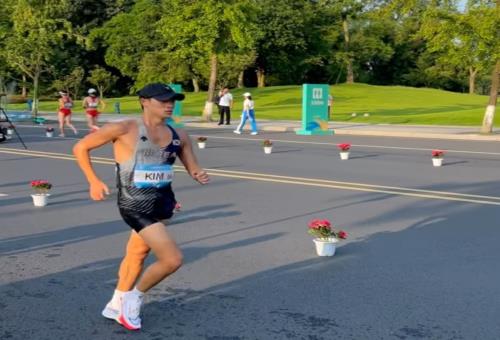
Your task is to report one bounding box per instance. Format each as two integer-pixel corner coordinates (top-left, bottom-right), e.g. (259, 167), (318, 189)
(118, 186), (177, 233)
(119, 207), (174, 233)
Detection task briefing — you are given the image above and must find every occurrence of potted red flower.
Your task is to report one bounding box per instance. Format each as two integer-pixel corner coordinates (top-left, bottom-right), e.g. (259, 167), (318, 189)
(30, 180), (52, 206)
(197, 136), (207, 149)
(308, 219), (347, 256)
(431, 149), (445, 167)
(337, 143), (351, 160)
(46, 126), (55, 138)
(262, 139), (273, 154)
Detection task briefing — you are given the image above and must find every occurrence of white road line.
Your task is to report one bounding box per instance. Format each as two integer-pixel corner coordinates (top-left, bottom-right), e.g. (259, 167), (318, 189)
(1, 147), (500, 206)
(0, 193), (8, 197)
(191, 135), (500, 156)
(10, 124), (500, 155)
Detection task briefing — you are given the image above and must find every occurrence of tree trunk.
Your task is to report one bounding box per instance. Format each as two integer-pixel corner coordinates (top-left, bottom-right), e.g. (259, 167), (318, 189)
(192, 78), (200, 93)
(22, 74), (27, 97)
(257, 68), (265, 88)
(73, 83), (80, 99)
(32, 73), (39, 117)
(237, 71), (244, 88)
(343, 18), (354, 84)
(469, 67), (477, 94)
(480, 60), (499, 134)
(202, 53), (218, 121)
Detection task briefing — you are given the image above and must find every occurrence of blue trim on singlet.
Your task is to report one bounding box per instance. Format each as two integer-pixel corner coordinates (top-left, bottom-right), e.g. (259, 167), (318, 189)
(161, 124), (181, 165)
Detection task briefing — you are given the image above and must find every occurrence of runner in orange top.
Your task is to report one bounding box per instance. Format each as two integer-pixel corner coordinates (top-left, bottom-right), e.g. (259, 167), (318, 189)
(57, 91), (78, 137)
(82, 88), (106, 132)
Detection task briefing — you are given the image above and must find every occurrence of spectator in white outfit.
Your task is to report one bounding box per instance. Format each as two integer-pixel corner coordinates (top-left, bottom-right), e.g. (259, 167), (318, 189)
(234, 92), (258, 135)
(218, 87), (233, 125)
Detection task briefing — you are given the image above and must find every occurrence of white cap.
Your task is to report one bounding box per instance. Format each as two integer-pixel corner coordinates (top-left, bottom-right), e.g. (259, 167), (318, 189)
(58, 91), (67, 96)
(88, 88), (97, 94)
(243, 92), (251, 97)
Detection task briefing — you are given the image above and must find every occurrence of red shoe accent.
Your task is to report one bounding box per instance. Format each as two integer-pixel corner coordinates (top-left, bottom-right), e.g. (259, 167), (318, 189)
(118, 314), (140, 331)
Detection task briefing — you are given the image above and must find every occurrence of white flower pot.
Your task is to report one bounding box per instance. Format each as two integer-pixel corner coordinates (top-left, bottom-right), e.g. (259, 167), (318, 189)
(7, 128), (14, 135)
(197, 142), (206, 149)
(432, 158), (443, 167)
(31, 193), (50, 207)
(313, 238), (338, 256)
(264, 146), (273, 154)
(46, 131), (54, 138)
(339, 151), (350, 160)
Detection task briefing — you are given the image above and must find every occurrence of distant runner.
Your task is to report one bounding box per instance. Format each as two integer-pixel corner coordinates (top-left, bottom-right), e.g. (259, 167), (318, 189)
(82, 88), (105, 132)
(57, 91), (78, 137)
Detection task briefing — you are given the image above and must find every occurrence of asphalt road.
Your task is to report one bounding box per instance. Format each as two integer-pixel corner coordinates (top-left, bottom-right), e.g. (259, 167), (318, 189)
(1, 122), (500, 340)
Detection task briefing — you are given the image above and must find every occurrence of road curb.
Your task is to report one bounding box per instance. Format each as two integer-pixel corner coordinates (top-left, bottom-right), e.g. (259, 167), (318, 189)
(183, 122), (500, 141)
(328, 129), (500, 141)
(35, 113), (499, 141)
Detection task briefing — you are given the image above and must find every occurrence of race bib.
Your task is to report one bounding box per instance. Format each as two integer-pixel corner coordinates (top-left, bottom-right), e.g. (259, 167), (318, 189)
(133, 164), (173, 188)
(64, 102), (73, 108)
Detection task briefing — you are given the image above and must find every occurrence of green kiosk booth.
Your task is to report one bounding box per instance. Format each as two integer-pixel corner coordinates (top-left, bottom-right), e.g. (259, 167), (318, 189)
(166, 83), (184, 128)
(296, 84), (333, 136)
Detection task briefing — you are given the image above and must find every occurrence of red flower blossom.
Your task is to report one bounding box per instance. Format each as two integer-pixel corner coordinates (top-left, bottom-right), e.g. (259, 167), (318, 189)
(432, 150), (445, 158)
(31, 180), (52, 193)
(307, 218), (347, 240)
(337, 231), (348, 239)
(308, 219), (331, 229)
(337, 143), (351, 151)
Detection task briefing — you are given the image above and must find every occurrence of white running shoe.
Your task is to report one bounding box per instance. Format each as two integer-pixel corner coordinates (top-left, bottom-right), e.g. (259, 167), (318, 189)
(118, 291), (143, 330)
(233, 130), (242, 134)
(250, 131), (258, 135)
(102, 301), (121, 324)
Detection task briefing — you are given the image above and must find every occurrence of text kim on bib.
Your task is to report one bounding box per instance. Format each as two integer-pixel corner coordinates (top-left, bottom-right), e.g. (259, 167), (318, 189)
(133, 164), (174, 188)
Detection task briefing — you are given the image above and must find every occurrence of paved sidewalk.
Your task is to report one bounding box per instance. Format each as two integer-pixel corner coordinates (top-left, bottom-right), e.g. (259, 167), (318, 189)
(32, 112), (500, 141)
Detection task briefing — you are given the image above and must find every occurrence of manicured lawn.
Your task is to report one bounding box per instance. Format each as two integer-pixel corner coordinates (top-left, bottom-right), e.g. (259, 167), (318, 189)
(6, 83), (497, 126)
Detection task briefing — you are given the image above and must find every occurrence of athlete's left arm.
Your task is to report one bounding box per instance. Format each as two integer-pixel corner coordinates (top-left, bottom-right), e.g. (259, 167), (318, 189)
(177, 129), (209, 185)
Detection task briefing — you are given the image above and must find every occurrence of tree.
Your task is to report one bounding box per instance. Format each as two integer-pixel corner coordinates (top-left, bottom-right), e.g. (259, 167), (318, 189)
(481, 61), (499, 133)
(480, 0), (500, 133)
(420, 3), (495, 94)
(3, 0), (71, 116)
(217, 50), (257, 89)
(254, 0), (329, 87)
(159, 0), (259, 121)
(52, 66), (85, 98)
(87, 66), (117, 98)
(89, 0), (164, 81)
(135, 51), (191, 89)
(323, 0), (365, 84)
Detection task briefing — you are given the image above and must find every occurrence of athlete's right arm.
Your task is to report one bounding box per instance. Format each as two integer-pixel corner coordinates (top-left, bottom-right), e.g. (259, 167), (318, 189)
(73, 122), (128, 200)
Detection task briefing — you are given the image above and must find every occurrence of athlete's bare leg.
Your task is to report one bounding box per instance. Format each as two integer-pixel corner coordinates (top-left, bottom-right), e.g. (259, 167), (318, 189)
(135, 222), (182, 292)
(65, 115), (78, 135)
(86, 114), (99, 131)
(58, 112), (65, 137)
(117, 231), (150, 291)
